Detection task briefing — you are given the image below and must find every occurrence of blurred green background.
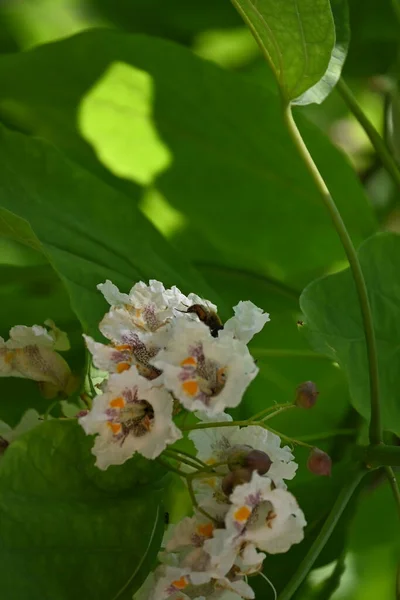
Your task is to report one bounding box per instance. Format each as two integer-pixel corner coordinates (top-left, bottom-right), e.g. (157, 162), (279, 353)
(0, 1), (399, 599)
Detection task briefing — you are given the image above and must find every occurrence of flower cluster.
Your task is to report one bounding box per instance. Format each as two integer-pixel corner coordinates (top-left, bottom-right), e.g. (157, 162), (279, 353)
(79, 280), (269, 469)
(0, 320), (73, 398)
(135, 414), (306, 600)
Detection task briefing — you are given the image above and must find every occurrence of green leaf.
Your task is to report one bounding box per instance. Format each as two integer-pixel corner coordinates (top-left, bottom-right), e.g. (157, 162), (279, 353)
(294, 0), (350, 106)
(0, 32), (376, 289)
(230, 0), (335, 101)
(0, 122), (213, 336)
(0, 419), (164, 600)
(300, 232), (400, 435)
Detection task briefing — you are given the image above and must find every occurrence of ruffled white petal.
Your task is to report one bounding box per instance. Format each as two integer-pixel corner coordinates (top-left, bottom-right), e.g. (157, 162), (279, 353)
(222, 301), (270, 344)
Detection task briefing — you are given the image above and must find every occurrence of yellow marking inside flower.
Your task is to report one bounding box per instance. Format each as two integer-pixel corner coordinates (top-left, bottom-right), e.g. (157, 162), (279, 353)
(172, 576), (189, 590)
(110, 396), (125, 408)
(180, 356), (197, 367)
(115, 344), (131, 351)
(107, 422), (122, 435)
(4, 351), (14, 364)
(206, 458), (216, 465)
(116, 362), (130, 373)
(234, 506), (251, 523)
(217, 366), (227, 384)
(135, 308), (142, 319)
(266, 510), (277, 528)
(197, 522), (214, 538)
(182, 380), (198, 396)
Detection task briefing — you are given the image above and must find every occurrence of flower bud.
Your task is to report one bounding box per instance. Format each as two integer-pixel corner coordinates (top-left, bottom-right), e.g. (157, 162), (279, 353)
(227, 444), (253, 471)
(295, 381), (319, 409)
(307, 447), (332, 477)
(244, 449), (272, 475)
(222, 467), (253, 497)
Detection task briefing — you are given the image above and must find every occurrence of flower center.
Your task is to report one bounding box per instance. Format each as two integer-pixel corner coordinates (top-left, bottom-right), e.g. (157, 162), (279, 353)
(179, 343), (227, 402)
(106, 388), (155, 440)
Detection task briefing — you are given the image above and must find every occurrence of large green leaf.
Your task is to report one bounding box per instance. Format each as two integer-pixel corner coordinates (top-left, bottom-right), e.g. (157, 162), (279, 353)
(300, 233), (400, 435)
(0, 419), (164, 600)
(0, 31), (376, 289)
(230, 0), (335, 101)
(0, 122), (213, 336)
(294, 0), (350, 106)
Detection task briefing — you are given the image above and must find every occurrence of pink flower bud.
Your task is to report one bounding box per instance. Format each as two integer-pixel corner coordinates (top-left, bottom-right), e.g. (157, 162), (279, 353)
(222, 468), (253, 497)
(295, 381), (319, 409)
(244, 449), (272, 475)
(307, 447), (332, 477)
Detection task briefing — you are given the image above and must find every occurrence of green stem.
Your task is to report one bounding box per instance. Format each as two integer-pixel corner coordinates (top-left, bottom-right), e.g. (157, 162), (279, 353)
(156, 457), (188, 478)
(283, 104), (381, 445)
(278, 466), (366, 600)
(162, 449), (203, 471)
(297, 428), (357, 443)
(181, 420), (249, 432)
(365, 444), (400, 467)
(260, 404), (296, 422)
(337, 78), (400, 194)
(164, 446), (210, 469)
(186, 477), (219, 523)
(249, 402), (293, 422)
(384, 466), (400, 521)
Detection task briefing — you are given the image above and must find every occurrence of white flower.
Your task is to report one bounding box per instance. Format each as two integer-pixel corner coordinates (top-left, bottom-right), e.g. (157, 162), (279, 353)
(189, 417), (297, 490)
(83, 335), (161, 380)
(222, 301), (270, 344)
(152, 566), (254, 600)
(153, 320), (258, 415)
(79, 368), (181, 469)
(98, 279), (184, 341)
(0, 322), (72, 397)
(226, 472), (306, 554)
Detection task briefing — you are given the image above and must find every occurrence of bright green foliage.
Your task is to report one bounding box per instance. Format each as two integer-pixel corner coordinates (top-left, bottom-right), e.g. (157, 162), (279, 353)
(0, 123), (213, 337)
(0, 32), (376, 289)
(0, 420), (165, 600)
(301, 233), (400, 434)
(230, 0), (335, 101)
(294, 0), (350, 105)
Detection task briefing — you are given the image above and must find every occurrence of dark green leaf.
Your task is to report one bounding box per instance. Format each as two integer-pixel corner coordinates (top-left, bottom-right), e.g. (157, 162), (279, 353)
(300, 233), (400, 435)
(0, 32), (376, 289)
(0, 419), (164, 600)
(230, 0), (335, 101)
(0, 122), (213, 336)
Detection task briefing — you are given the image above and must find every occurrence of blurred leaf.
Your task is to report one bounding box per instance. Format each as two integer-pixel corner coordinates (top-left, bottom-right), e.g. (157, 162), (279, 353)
(294, 0), (350, 106)
(87, 0), (242, 42)
(0, 263), (84, 426)
(0, 122), (213, 336)
(300, 233), (400, 435)
(230, 0), (335, 101)
(0, 32), (376, 289)
(0, 419), (164, 600)
(251, 462), (362, 598)
(345, 0), (398, 77)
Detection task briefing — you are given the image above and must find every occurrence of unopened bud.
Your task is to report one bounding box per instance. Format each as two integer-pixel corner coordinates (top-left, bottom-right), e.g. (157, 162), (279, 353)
(295, 381), (319, 409)
(307, 447), (332, 477)
(244, 449), (272, 475)
(227, 444), (253, 471)
(222, 468), (253, 497)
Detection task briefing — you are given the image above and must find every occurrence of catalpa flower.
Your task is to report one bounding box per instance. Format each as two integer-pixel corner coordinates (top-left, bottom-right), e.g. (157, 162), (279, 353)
(222, 301), (270, 344)
(98, 279), (184, 344)
(79, 368), (181, 469)
(153, 320), (258, 415)
(84, 334), (161, 381)
(226, 472), (306, 554)
(0, 320), (72, 398)
(190, 414), (297, 489)
(151, 565), (255, 600)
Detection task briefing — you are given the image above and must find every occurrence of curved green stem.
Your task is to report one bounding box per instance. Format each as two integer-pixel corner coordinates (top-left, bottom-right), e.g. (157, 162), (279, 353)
(337, 78), (400, 194)
(384, 466), (400, 522)
(278, 466), (367, 600)
(283, 104), (381, 445)
(297, 428), (356, 443)
(365, 444), (400, 467)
